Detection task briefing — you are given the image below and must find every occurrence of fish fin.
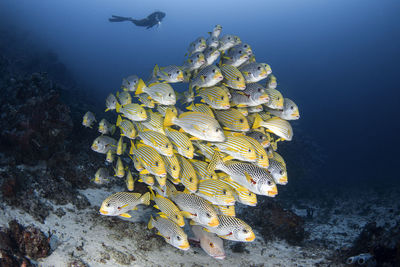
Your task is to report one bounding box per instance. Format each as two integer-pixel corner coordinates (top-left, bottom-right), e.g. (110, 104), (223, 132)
(164, 108), (177, 128)
(129, 140), (135, 155)
(134, 79), (146, 95)
(140, 192), (151, 205)
(153, 204), (159, 209)
(148, 216), (154, 229)
(140, 169), (150, 175)
(116, 115), (122, 127)
(115, 102), (121, 113)
(131, 207), (138, 210)
(178, 128), (185, 133)
(105, 108), (110, 112)
(189, 220), (198, 226)
(180, 211), (194, 218)
(219, 232), (233, 239)
(159, 213), (168, 219)
(189, 136), (200, 141)
(236, 104), (248, 108)
(148, 187), (156, 200)
(119, 213), (131, 218)
(152, 64), (159, 78)
(202, 227), (211, 232)
(207, 151), (223, 172)
(223, 155), (234, 161)
(119, 204), (129, 209)
(200, 99), (205, 103)
(186, 102), (194, 110)
(244, 172), (256, 185)
(252, 114), (263, 129)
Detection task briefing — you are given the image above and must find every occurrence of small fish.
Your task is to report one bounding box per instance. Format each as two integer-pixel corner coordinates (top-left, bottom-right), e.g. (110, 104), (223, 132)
(207, 151), (277, 197)
(209, 24), (222, 38)
(164, 109), (226, 142)
(214, 109), (250, 132)
(152, 65), (184, 83)
(164, 127), (194, 159)
(116, 103), (147, 122)
(268, 159), (287, 185)
(229, 43), (253, 57)
(195, 179), (235, 206)
(82, 111), (96, 128)
(190, 65), (224, 91)
(125, 170), (135, 191)
(202, 47), (221, 67)
(200, 215), (255, 242)
(176, 155), (198, 193)
(137, 93), (155, 108)
(149, 187), (185, 227)
(221, 178), (257, 206)
(206, 35), (219, 49)
(93, 168), (110, 185)
(267, 98), (300, 120)
(98, 119), (116, 135)
(186, 103), (215, 118)
(116, 136), (124, 155)
(213, 205), (236, 217)
(122, 75), (142, 92)
(148, 215), (190, 250)
(220, 47), (249, 68)
(187, 37), (207, 56)
(212, 136), (257, 162)
(191, 225), (225, 260)
(189, 159), (218, 180)
(218, 35), (240, 52)
(91, 135), (117, 154)
(130, 142), (167, 177)
(156, 105), (178, 116)
(116, 115), (137, 139)
(139, 110), (165, 134)
(106, 149), (115, 163)
(264, 87), (284, 110)
(236, 107), (248, 116)
(248, 105), (263, 113)
(220, 65), (246, 90)
(265, 74), (277, 89)
(161, 154), (181, 179)
(252, 115), (293, 141)
(138, 173), (155, 186)
(197, 86), (230, 110)
(137, 129), (173, 157)
(239, 135), (269, 168)
(183, 52), (206, 71)
(136, 82), (176, 106)
(271, 151), (286, 170)
(230, 83), (269, 107)
(116, 91), (132, 106)
(114, 157), (125, 178)
(99, 191), (150, 218)
(239, 63), (270, 83)
(105, 94), (118, 112)
(193, 141), (218, 161)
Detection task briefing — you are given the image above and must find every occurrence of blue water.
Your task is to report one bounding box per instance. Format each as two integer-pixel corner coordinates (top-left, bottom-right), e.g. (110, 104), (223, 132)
(1, 0), (399, 187)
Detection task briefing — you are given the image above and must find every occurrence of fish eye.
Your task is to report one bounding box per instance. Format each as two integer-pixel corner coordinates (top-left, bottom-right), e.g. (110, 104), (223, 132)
(248, 192), (252, 196)
(260, 155), (264, 159)
(209, 242), (214, 248)
(236, 77), (240, 81)
(277, 97), (280, 100)
(258, 88), (262, 92)
(197, 54), (200, 58)
(239, 50), (242, 54)
(177, 236), (181, 240)
(290, 106), (294, 110)
(212, 69), (215, 73)
(206, 213), (211, 218)
(106, 203), (110, 207)
(189, 59), (193, 63)
(257, 66), (261, 70)
(279, 170), (284, 175)
(244, 44), (248, 48)
(243, 229), (248, 233)
(221, 96), (224, 100)
(222, 189), (227, 195)
(176, 71), (180, 74)
(165, 144), (169, 148)
(248, 149), (251, 153)
(175, 215), (178, 219)
(189, 177), (193, 182)
(267, 181), (272, 186)
(168, 93), (172, 97)
(215, 128), (220, 132)
(227, 37), (231, 40)
(172, 166), (176, 171)
(239, 119), (244, 123)
(168, 73), (171, 77)
(134, 80), (137, 83)
(155, 161), (159, 167)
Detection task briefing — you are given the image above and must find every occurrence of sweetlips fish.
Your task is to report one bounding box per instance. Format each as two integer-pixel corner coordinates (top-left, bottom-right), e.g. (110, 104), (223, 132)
(195, 179), (236, 206)
(186, 103), (215, 118)
(202, 46), (221, 67)
(82, 111), (96, 128)
(220, 47), (249, 67)
(121, 74), (141, 92)
(220, 178), (257, 206)
(99, 191), (150, 218)
(212, 136), (257, 162)
(176, 154), (198, 193)
(114, 157), (126, 178)
(197, 86), (230, 110)
(136, 129), (174, 157)
(148, 214), (190, 250)
(164, 109), (226, 142)
(152, 64), (184, 83)
(248, 105), (263, 113)
(129, 141), (167, 177)
(230, 82), (269, 107)
(93, 167), (110, 185)
(183, 52), (206, 71)
(116, 115), (136, 139)
(191, 225), (226, 260)
(149, 187), (185, 227)
(189, 159), (218, 180)
(187, 37), (207, 56)
(136, 82), (176, 105)
(209, 24), (222, 38)
(218, 34), (240, 52)
(139, 110), (165, 134)
(91, 135), (117, 154)
(116, 91), (132, 106)
(98, 118), (116, 135)
(239, 135), (269, 168)
(164, 127), (194, 159)
(264, 87), (284, 110)
(137, 93), (155, 108)
(105, 93), (118, 112)
(161, 154), (181, 179)
(239, 62), (270, 83)
(252, 115), (293, 141)
(267, 98), (300, 120)
(190, 65), (224, 91)
(229, 43), (253, 57)
(106, 149), (114, 163)
(206, 35), (219, 49)
(198, 215), (255, 242)
(138, 173), (155, 186)
(213, 204), (236, 217)
(220, 65), (246, 90)
(125, 170), (135, 191)
(265, 74), (277, 89)
(214, 109), (249, 132)
(268, 159), (288, 185)
(115, 103), (147, 121)
(156, 105), (177, 116)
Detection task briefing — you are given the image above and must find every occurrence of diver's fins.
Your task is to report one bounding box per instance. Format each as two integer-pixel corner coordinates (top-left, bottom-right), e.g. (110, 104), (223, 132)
(108, 15), (133, 22)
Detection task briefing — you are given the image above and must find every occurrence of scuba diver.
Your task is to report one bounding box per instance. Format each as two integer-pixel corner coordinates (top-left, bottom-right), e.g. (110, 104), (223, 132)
(109, 11), (165, 29)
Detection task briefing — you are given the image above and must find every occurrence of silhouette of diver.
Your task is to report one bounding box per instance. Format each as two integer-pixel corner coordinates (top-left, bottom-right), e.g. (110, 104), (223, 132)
(109, 11), (165, 29)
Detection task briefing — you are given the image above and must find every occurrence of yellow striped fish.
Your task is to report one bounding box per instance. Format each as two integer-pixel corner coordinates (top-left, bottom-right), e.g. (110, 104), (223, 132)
(137, 93), (155, 108)
(195, 179), (235, 206)
(136, 82), (176, 106)
(272, 151), (286, 169)
(214, 109), (249, 132)
(236, 107), (249, 116)
(264, 87), (284, 110)
(240, 135), (269, 168)
(246, 130), (270, 148)
(186, 103), (215, 118)
(167, 175), (181, 185)
(130, 154), (144, 172)
(116, 91), (132, 106)
(138, 173), (155, 186)
(116, 136), (125, 156)
(189, 159), (218, 180)
(125, 170), (135, 191)
(252, 115), (293, 141)
(213, 204), (236, 217)
(116, 115), (136, 139)
(115, 103), (147, 121)
(220, 178), (257, 206)
(149, 187), (185, 227)
(268, 159), (288, 185)
(164, 128), (194, 159)
(137, 129), (173, 157)
(265, 74), (277, 89)
(129, 141), (166, 177)
(267, 97), (300, 120)
(164, 110), (225, 142)
(212, 136), (257, 162)
(161, 154), (181, 179)
(193, 141), (217, 161)
(220, 65), (246, 90)
(197, 86), (230, 110)
(139, 110), (165, 134)
(114, 157), (125, 178)
(156, 105), (178, 116)
(176, 154), (198, 193)
(106, 149), (114, 163)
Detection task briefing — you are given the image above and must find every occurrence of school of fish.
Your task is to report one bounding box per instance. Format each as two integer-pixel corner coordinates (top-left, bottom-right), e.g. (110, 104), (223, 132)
(82, 24), (300, 259)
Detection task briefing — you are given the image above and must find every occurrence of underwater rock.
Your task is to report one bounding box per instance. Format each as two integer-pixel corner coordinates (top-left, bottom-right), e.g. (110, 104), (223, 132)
(241, 198), (305, 245)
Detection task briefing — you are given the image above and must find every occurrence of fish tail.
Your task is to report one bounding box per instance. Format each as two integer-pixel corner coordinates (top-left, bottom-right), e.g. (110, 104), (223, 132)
(165, 180), (177, 197)
(110, 125), (116, 135)
(129, 140), (136, 155)
(207, 151), (223, 172)
(152, 64), (159, 78)
(186, 102), (194, 111)
(135, 79), (146, 95)
(115, 102), (121, 113)
(163, 108), (176, 128)
(116, 115), (122, 127)
(148, 215), (154, 229)
(252, 114), (263, 129)
(148, 186), (156, 200)
(141, 192), (151, 206)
